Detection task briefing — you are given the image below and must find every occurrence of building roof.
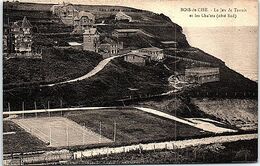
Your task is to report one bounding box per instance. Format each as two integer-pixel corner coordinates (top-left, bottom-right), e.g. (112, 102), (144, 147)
(140, 47), (163, 52)
(101, 37), (117, 44)
(185, 67), (219, 73)
(114, 29), (139, 33)
(161, 41), (177, 44)
(83, 28), (98, 35)
(126, 51), (150, 58)
(12, 21), (21, 29)
(77, 11), (95, 20)
(21, 16), (32, 29)
(115, 11), (132, 19)
(68, 42), (82, 46)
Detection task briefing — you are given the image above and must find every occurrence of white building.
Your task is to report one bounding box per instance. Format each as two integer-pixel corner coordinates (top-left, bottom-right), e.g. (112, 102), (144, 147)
(115, 11), (132, 22)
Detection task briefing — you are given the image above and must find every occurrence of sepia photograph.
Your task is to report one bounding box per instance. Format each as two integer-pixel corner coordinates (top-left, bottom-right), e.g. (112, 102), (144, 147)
(2, 0), (258, 165)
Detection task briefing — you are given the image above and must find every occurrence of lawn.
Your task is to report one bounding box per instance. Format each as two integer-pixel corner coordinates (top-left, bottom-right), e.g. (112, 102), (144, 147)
(65, 108), (211, 145)
(3, 120), (47, 154)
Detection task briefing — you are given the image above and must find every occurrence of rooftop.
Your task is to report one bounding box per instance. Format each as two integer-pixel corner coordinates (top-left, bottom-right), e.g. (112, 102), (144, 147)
(68, 42), (82, 46)
(126, 51), (150, 58)
(114, 29), (139, 33)
(77, 11), (95, 20)
(185, 67), (220, 73)
(116, 11), (132, 18)
(140, 47), (163, 52)
(21, 16), (32, 29)
(161, 41), (177, 44)
(101, 37), (117, 44)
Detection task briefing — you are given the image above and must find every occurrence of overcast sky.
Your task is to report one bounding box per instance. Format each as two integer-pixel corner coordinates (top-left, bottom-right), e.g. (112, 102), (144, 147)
(7, 0), (258, 27)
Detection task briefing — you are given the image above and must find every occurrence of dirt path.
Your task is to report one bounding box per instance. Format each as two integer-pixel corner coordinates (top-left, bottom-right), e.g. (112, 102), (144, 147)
(135, 107), (237, 133)
(43, 55), (123, 87)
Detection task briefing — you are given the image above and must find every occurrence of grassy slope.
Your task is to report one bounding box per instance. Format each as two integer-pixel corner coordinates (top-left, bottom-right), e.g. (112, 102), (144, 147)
(3, 121), (47, 153)
(4, 48), (102, 85)
(4, 59), (171, 110)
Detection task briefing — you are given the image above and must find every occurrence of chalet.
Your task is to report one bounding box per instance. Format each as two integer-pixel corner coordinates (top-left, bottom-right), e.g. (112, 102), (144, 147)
(83, 28), (100, 52)
(11, 17), (33, 55)
(112, 29), (139, 38)
(99, 37), (119, 58)
(139, 47), (164, 61)
(4, 17), (42, 59)
(185, 67), (220, 84)
(50, 2), (78, 25)
(74, 11), (95, 28)
(115, 11), (132, 22)
(123, 51), (151, 66)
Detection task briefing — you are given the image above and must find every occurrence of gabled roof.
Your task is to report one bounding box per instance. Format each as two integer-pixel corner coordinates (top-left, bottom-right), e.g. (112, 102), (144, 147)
(185, 67), (219, 73)
(68, 42), (82, 46)
(116, 11), (131, 19)
(140, 47), (163, 52)
(101, 37), (117, 44)
(126, 51), (150, 58)
(161, 41), (177, 44)
(12, 21), (21, 29)
(21, 16), (32, 29)
(77, 11), (95, 20)
(83, 28), (98, 35)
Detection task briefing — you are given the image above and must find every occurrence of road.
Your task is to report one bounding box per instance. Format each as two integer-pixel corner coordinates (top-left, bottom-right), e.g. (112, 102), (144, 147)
(42, 55), (124, 87)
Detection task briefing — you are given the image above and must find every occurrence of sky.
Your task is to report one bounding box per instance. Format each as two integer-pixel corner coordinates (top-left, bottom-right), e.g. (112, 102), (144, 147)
(7, 0), (258, 27)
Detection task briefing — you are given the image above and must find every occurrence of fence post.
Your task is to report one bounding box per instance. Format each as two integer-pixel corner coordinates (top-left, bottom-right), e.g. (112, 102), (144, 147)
(22, 102), (25, 119)
(48, 101), (50, 117)
(60, 99), (63, 108)
(139, 145), (142, 154)
(34, 101), (37, 118)
(8, 102), (11, 113)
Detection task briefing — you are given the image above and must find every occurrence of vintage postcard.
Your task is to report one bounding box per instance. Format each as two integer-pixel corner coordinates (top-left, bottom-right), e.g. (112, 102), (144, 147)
(2, 0), (258, 165)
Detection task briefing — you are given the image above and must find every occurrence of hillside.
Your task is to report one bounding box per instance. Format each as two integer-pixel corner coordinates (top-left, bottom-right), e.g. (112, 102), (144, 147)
(4, 58), (170, 110)
(3, 2), (257, 111)
(4, 48), (103, 86)
(3, 2), (189, 48)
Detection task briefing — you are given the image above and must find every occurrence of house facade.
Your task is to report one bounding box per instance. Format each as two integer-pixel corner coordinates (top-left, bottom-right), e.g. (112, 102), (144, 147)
(185, 67), (220, 84)
(83, 28), (100, 52)
(99, 37), (119, 58)
(115, 11), (132, 22)
(72, 11), (95, 34)
(4, 17), (42, 59)
(74, 11), (95, 28)
(50, 2), (78, 25)
(123, 51), (150, 66)
(11, 17), (33, 54)
(139, 47), (164, 61)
